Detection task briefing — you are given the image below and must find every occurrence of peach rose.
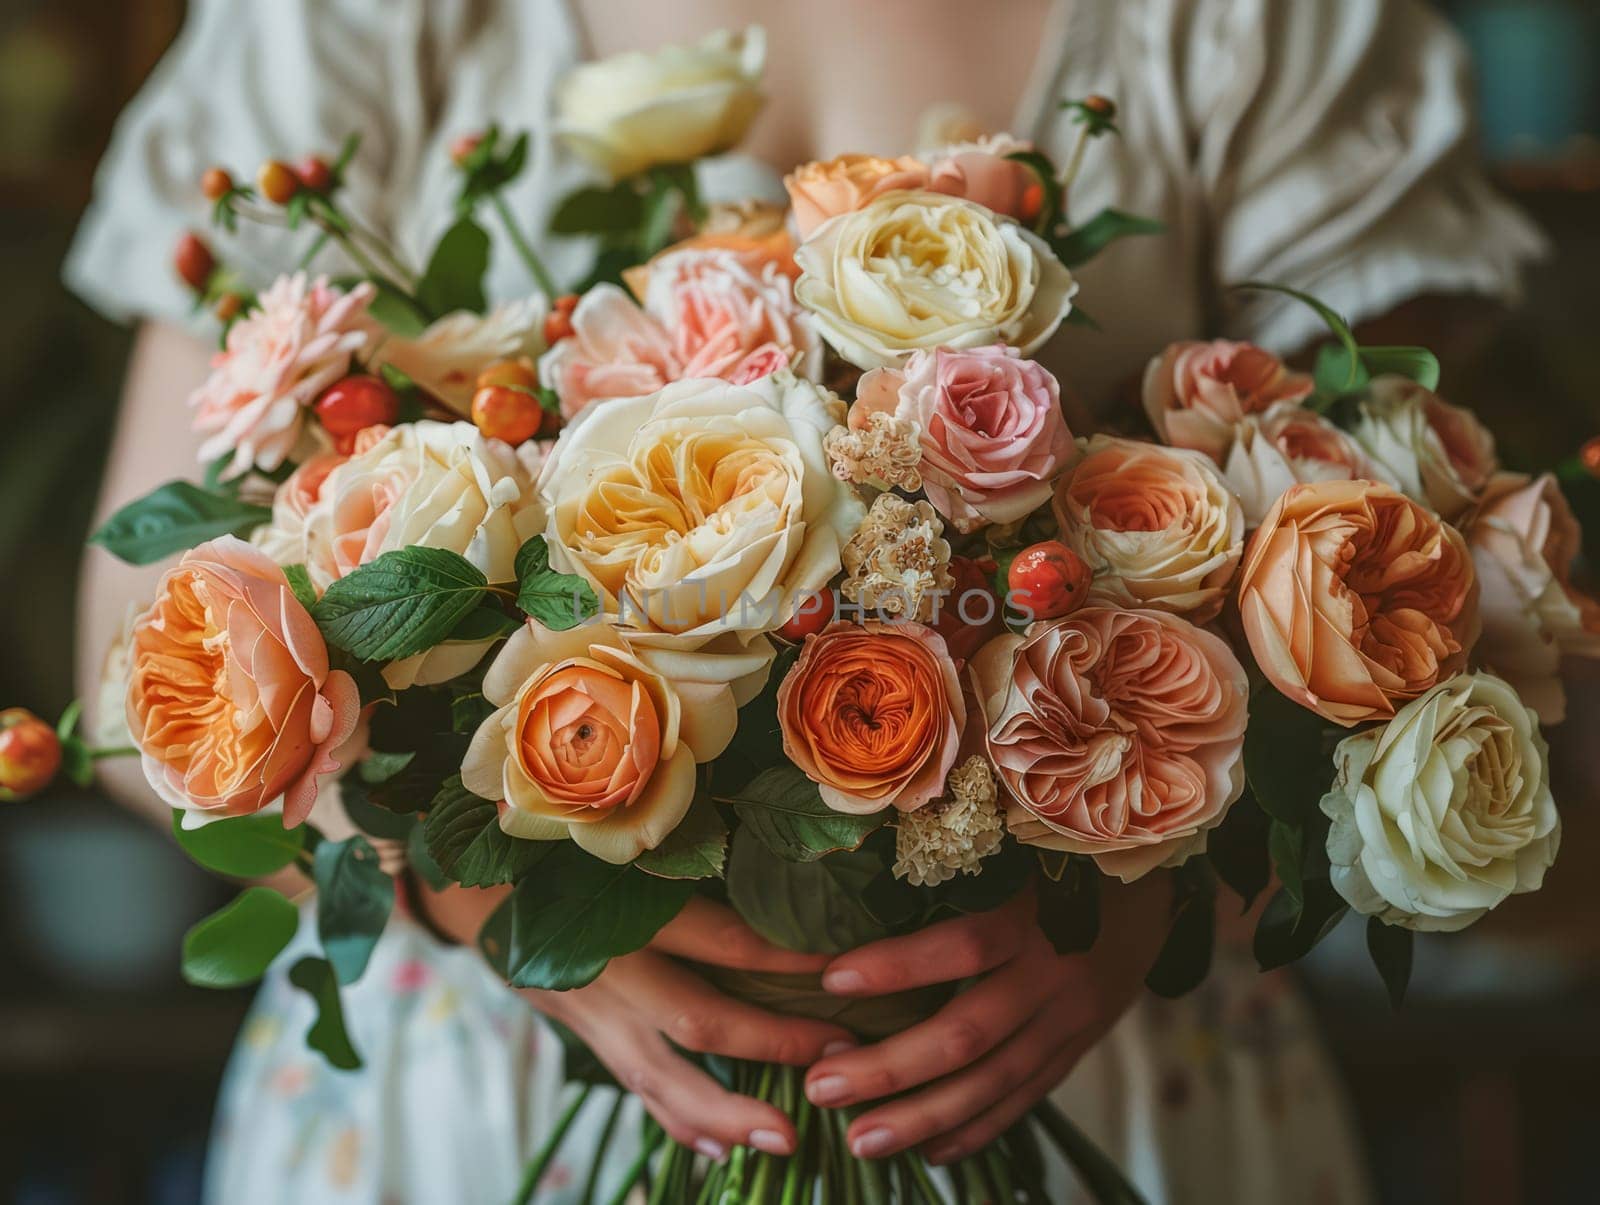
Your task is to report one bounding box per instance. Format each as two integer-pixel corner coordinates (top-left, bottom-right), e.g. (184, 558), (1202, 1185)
(784, 154), (931, 239)
(461, 623), (737, 863)
(127, 537), (360, 826)
(856, 344), (1073, 532)
(1221, 402), (1398, 526)
(923, 134), (1040, 224)
(252, 448), (349, 567)
(973, 607), (1249, 881)
(375, 300), (545, 417)
(1053, 436), (1244, 622)
(190, 273), (377, 479)
(622, 202), (798, 299)
(1239, 479), (1479, 727)
(777, 621), (965, 814)
(1350, 377), (1497, 520)
(1467, 472), (1600, 724)
(1142, 339), (1314, 462)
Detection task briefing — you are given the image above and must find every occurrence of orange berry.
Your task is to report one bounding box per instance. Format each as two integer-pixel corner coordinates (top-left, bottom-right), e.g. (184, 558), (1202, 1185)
(777, 592), (836, 642)
(475, 357), (539, 392)
(173, 232), (215, 293)
(1083, 94), (1116, 118)
(1581, 436), (1600, 479)
(471, 384), (542, 445)
(450, 132), (484, 167)
(315, 375), (400, 448)
(1007, 541), (1092, 620)
(257, 159), (299, 205)
(296, 155), (333, 193)
(201, 167), (234, 201)
(0, 708), (63, 801)
(213, 293), (243, 322)
(1020, 182), (1045, 224)
(555, 293), (580, 314)
(543, 308), (576, 345)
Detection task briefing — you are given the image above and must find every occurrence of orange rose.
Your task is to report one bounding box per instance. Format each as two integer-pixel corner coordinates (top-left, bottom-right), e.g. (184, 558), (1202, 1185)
(461, 623), (738, 863)
(127, 537), (360, 826)
(776, 621), (965, 814)
(783, 153), (930, 238)
(1238, 480), (1479, 726)
(623, 201), (799, 299)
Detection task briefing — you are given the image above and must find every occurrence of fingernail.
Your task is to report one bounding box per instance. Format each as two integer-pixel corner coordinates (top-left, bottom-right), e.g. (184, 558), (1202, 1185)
(694, 1138), (727, 1162)
(851, 1127), (897, 1159)
(806, 1074), (850, 1105)
(748, 1129), (793, 1156)
(822, 1039), (857, 1057)
(822, 968), (865, 993)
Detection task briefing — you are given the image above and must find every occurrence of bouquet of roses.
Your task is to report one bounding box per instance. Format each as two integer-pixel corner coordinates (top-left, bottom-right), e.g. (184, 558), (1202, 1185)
(8, 23), (1594, 1205)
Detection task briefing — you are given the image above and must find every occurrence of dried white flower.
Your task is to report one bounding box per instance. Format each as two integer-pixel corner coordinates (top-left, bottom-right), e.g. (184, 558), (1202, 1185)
(840, 494), (952, 623)
(825, 412), (923, 490)
(893, 756), (1004, 886)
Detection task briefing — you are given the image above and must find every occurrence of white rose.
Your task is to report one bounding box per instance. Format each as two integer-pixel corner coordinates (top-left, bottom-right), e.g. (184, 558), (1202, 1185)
(1320, 671), (1560, 932)
(794, 190), (1077, 371)
(555, 27), (766, 179)
(1350, 377), (1497, 521)
(537, 373), (864, 699)
(375, 300), (545, 416)
(1221, 402), (1399, 526)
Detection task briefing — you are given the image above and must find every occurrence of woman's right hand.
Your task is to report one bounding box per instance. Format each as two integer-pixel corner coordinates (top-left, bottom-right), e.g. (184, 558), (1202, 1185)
(423, 885), (856, 1161)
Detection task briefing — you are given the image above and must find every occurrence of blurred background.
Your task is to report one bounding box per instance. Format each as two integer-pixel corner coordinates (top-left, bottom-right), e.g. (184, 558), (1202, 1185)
(0, 1), (1597, 1201)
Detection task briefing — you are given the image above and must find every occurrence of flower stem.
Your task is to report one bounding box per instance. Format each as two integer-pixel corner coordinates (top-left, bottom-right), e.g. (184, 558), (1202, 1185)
(88, 745), (138, 761)
(492, 192), (561, 300)
(579, 1092), (626, 1205)
(513, 1082), (594, 1205)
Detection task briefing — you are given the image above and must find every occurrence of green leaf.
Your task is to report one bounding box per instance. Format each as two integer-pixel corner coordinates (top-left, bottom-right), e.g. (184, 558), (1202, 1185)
(1253, 882), (1347, 971)
(1244, 687), (1333, 827)
(725, 828), (891, 954)
(172, 810), (306, 878)
(1004, 149), (1063, 236)
(311, 546), (488, 661)
(314, 836), (394, 985)
(358, 750), (415, 785)
(1366, 917), (1413, 1009)
(89, 481), (273, 565)
(55, 700), (82, 740)
(287, 956), (363, 1070)
(1205, 791), (1271, 912)
(1267, 819), (1306, 905)
(340, 786), (417, 840)
(416, 216), (491, 317)
(636, 795), (728, 879)
(365, 279), (430, 337)
(283, 563), (319, 609)
(1359, 346), (1441, 391)
(1313, 343), (1371, 401)
(1035, 853), (1101, 954)
(1235, 281), (1362, 392)
(181, 887), (300, 988)
(1144, 870), (1216, 998)
(450, 689), (497, 735)
(479, 845), (692, 989)
(549, 183), (646, 236)
(513, 536), (599, 631)
(1062, 304), (1101, 331)
(725, 766), (885, 862)
(58, 735), (94, 788)
(1051, 208), (1164, 268)
(407, 821), (450, 890)
(424, 776), (553, 888)
(639, 173), (683, 256)
(449, 605), (523, 641)
(331, 131), (362, 176)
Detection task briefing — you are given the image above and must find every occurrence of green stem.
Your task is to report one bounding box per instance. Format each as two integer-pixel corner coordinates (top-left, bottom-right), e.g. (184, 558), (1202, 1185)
(648, 1142), (687, 1205)
(984, 1146), (1017, 1203)
(514, 1083), (594, 1205)
(296, 230), (332, 272)
(780, 1083), (814, 1204)
(88, 745), (138, 760)
(602, 1131), (662, 1205)
(1030, 1101), (1150, 1205)
(957, 1157), (992, 1205)
(905, 1154), (949, 1204)
(579, 1093), (626, 1205)
(492, 193), (561, 300)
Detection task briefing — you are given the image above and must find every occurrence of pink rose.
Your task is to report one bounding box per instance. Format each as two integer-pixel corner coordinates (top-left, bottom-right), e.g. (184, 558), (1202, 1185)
(1221, 402), (1398, 525)
(540, 249), (820, 418)
(190, 273), (377, 478)
(924, 134), (1040, 224)
(1143, 340), (1314, 462)
(973, 607), (1249, 881)
(856, 344), (1073, 531)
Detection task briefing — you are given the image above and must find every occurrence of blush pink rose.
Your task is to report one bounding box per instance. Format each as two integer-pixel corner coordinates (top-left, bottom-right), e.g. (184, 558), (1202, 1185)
(856, 344), (1073, 531)
(540, 249), (820, 418)
(1221, 402), (1399, 526)
(973, 607), (1249, 881)
(190, 273), (377, 478)
(924, 134), (1040, 224)
(784, 154), (931, 239)
(1143, 339), (1314, 462)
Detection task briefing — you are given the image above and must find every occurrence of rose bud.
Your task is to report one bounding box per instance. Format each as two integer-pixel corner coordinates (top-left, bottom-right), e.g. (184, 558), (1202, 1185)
(777, 591), (836, 642)
(296, 155), (333, 192)
(315, 374), (400, 452)
(0, 708), (63, 801)
(1083, 94), (1116, 118)
(471, 384), (542, 445)
(213, 292), (243, 322)
(450, 131), (483, 167)
(257, 159), (300, 205)
(173, 232), (216, 293)
(1007, 540), (1091, 620)
(475, 357), (539, 392)
(201, 167), (233, 201)
(935, 556), (1006, 662)
(542, 294), (580, 345)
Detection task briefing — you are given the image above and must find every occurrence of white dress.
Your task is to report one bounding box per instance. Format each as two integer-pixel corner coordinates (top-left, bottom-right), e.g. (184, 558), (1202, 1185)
(66, 1), (1541, 1201)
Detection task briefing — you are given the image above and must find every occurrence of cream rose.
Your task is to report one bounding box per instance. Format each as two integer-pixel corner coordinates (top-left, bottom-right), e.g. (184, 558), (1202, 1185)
(1320, 671), (1559, 932)
(794, 191), (1076, 371)
(1350, 377), (1498, 521)
(375, 300), (545, 416)
(1221, 402), (1398, 526)
(555, 26), (765, 179)
(1052, 436), (1244, 622)
(1467, 472), (1600, 724)
(537, 373), (864, 698)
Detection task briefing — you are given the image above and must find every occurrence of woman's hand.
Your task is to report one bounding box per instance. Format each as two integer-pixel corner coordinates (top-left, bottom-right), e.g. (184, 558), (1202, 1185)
(420, 884), (857, 1161)
(802, 872), (1172, 1165)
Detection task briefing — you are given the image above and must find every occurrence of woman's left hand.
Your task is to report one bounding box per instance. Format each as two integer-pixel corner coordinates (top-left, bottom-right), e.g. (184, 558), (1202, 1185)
(803, 871), (1173, 1165)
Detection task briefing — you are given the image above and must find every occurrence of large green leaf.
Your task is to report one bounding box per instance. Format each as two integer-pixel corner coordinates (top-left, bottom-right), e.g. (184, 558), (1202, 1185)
(1253, 881), (1347, 971)
(725, 765), (885, 862)
(181, 887), (300, 988)
(416, 216), (491, 317)
(1144, 868), (1216, 998)
(479, 845), (692, 990)
(314, 836), (394, 985)
(1243, 687), (1333, 827)
(636, 795), (728, 880)
(89, 481), (272, 565)
(172, 810), (305, 878)
(424, 776), (553, 888)
(287, 956), (363, 1070)
(725, 828), (891, 955)
(1035, 853), (1101, 955)
(1366, 916), (1413, 1009)
(513, 536), (599, 631)
(1205, 790), (1271, 912)
(1051, 208), (1164, 268)
(311, 546), (488, 661)
(549, 182), (647, 236)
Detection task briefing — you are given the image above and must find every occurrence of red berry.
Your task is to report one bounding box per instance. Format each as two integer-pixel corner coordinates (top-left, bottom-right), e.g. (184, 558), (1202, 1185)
(471, 384), (542, 445)
(777, 592), (836, 642)
(201, 167), (233, 201)
(173, 232), (216, 293)
(450, 132), (484, 167)
(315, 375), (400, 447)
(0, 708), (63, 801)
(934, 556), (1006, 662)
(475, 358), (539, 392)
(296, 155), (333, 192)
(1007, 541), (1092, 620)
(257, 159), (299, 205)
